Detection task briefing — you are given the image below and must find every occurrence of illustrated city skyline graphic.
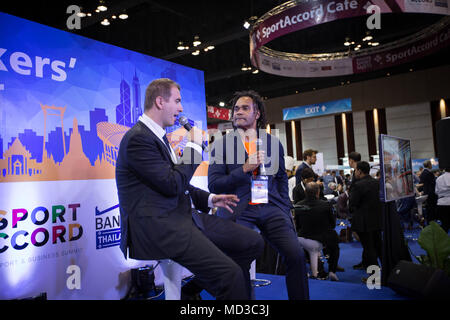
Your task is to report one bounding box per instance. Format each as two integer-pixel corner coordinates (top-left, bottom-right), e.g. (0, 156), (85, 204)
(0, 69), (195, 183)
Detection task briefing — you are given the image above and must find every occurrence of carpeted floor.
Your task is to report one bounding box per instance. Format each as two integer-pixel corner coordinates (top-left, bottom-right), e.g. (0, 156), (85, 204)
(197, 219), (432, 300)
(146, 219), (438, 300)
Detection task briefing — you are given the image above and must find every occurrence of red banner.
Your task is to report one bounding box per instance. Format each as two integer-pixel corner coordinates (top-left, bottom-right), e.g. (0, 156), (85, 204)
(207, 106), (231, 120)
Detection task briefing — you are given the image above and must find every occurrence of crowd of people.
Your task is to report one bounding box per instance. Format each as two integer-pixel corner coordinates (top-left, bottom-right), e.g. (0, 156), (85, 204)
(116, 78), (449, 300)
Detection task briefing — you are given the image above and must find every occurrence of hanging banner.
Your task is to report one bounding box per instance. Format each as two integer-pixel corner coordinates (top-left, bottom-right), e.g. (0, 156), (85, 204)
(207, 106), (231, 120)
(250, 0), (450, 77)
(0, 12), (208, 300)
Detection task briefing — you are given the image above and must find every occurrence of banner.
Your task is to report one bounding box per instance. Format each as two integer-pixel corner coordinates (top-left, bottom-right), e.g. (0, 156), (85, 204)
(251, 0), (449, 52)
(282, 98), (352, 121)
(412, 158), (439, 172)
(0, 12), (207, 299)
(250, 0), (450, 77)
(207, 106), (231, 120)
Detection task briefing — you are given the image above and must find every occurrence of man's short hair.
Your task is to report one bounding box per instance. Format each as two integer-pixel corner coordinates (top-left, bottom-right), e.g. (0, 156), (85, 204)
(301, 167), (316, 180)
(230, 90), (267, 129)
(305, 182), (320, 200)
(348, 151), (361, 162)
(303, 149), (318, 161)
(423, 160), (432, 169)
(144, 78), (180, 111)
(356, 161), (370, 175)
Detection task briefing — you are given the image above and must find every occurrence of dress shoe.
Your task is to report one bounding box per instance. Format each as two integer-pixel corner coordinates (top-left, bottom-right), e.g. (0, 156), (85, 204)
(328, 272), (339, 281)
(181, 291), (202, 300)
(352, 262), (364, 270)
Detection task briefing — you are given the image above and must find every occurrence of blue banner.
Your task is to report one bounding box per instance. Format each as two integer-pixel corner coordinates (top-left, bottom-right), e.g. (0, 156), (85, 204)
(282, 98), (352, 121)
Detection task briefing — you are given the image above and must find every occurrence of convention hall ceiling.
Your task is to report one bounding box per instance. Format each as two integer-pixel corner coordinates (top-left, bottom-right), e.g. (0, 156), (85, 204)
(1, 1), (449, 108)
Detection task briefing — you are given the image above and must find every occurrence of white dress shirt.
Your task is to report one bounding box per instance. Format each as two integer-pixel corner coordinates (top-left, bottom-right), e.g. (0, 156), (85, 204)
(138, 114), (214, 208)
(436, 172), (450, 206)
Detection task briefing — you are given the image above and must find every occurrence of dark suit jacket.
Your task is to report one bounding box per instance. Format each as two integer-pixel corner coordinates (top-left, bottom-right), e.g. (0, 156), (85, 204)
(293, 182), (326, 204)
(116, 120), (209, 260)
(293, 199), (336, 243)
(208, 130), (291, 218)
(295, 162), (318, 186)
(348, 175), (382, 232)
(419, 168), (438, 205)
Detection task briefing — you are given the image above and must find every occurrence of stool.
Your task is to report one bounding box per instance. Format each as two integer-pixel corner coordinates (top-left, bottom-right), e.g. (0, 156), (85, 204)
(250, 226), (272, 287)
(250, 259), (271, 287)
(159, 259), (182, 300)
(297, 237), (323, 277)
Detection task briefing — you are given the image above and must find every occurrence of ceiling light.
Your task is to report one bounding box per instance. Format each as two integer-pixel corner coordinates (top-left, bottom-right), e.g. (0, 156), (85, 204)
(207, 45), (215, 50)
(112, 15), (117, 19)
(101, 19), (110, 26)
(119, 13), (128, 19)
(177, 41), (185, 50)
(192, 50), (200, 56)
(354, 47), (360, 51)
(363, 36), (373, 41)
(204, 48), (209, 52)
(87, 13), (92, 17)
(193, 36), (201, 47)
(371, 42), (379, 46)
(252, 69), (259, 74)
(95, 9), (100, 13)
(77, 11), (86, 18)
(219, 102), (225, 107)
(344, 41), (351, 46)
(243, 21), (251, 29)
(97, 0), (107, 11)
(241, 64), (249, 71)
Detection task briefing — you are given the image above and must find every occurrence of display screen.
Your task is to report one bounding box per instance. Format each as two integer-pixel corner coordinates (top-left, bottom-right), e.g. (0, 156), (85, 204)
(379, 134), (415, 202)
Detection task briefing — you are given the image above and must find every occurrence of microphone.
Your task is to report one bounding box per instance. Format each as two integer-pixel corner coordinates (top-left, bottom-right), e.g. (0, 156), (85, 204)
(179, 116), (207, 150)
(256, 138), (267, 176)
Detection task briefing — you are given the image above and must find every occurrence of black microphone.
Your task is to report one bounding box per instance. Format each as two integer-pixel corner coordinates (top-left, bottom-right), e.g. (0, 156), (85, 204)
(179, 116), (207, 150)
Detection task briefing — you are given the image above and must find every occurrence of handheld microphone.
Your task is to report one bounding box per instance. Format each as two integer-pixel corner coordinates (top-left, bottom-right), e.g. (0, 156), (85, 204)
(256, 138), (267, 176)
(179, 116), (207, 150)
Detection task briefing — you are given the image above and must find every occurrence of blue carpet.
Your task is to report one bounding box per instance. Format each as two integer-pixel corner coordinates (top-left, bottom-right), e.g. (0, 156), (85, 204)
(196, 219), (431, 300)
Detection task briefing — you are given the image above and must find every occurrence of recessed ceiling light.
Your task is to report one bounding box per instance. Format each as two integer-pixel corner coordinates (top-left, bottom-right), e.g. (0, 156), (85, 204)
(119, 13), (128, 19)
(101, 19), (110, 26)
(193, 36), (201, 47)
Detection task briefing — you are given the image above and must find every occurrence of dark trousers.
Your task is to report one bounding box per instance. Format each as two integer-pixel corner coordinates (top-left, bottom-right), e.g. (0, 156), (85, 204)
(437, 205), (450, 233)
(175, 213), (264, 300)
(237, 204), (310, 300)
(357, 230), (382, 268)
(320, 230), (340, 273)
(177, 213), (264, 300)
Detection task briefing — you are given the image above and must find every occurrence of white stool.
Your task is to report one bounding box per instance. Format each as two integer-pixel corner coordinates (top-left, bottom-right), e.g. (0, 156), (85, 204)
(250, 225), (272, 288)
(297, 237), (323, 277)
(159, 259), (182, 300)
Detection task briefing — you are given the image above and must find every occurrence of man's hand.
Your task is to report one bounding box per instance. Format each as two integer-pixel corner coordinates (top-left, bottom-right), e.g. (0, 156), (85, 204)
(211, 194), (240, 213)
(186, 127), (207, 147)
(242, 151), (265, 173)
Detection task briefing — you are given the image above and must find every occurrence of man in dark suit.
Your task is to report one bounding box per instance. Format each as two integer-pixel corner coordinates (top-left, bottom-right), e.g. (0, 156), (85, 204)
(294, 182), (342, 281)
(295, 149), (319, 186)
(208, 90), (309, 300)
(348, 151), (361, 191)
(293, 167), (326, 204)
(349, 161), (382, 275)
(116, 78), (264, 300)
(419, 160), (438, 223)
